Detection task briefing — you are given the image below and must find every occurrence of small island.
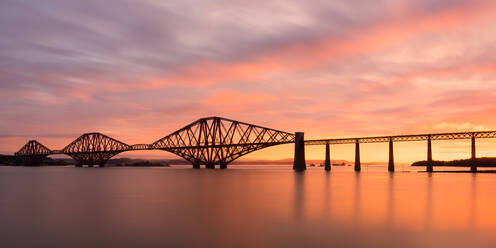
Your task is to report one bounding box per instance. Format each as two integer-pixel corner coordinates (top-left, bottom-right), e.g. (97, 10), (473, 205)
(0, 155), (169, 167)
(412, 157), (496, 167)
(112, 160), (170, 167)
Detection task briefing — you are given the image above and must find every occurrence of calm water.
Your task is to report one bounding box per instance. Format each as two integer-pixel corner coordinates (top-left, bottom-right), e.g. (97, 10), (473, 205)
(1, 165), (495, 248)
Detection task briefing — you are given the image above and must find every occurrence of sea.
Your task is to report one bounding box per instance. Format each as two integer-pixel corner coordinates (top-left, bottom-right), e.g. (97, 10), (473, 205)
(0, 164), (495, 247)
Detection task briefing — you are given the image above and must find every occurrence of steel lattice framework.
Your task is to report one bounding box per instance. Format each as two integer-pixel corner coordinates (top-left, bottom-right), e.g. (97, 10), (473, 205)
(15, 140), (52, 165)
(152, 117), (295, 168)
(14, 116), (496, 168)
(305, 130), (496, 145)
(14, 117), (295, 167)
(61, 132), (131, 166)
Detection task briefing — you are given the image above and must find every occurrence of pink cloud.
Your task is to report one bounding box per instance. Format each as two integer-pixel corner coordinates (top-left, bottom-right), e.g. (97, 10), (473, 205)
(141, 0), (496, 88)
(205, 91), (275, 105)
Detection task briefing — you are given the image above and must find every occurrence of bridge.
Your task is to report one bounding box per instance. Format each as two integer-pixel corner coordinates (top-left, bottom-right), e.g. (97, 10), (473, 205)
(14, 116), (496, 172)
(15, 117), (295, 168)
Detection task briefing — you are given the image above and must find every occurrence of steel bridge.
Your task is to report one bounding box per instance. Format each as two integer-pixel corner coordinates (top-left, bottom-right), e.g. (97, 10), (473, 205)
(14, 116), (496, 172)
(305, 131), (496, 172)
(15, 117), (295, 168)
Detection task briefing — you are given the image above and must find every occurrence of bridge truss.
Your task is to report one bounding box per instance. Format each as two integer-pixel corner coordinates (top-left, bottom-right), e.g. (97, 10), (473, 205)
(14, 117), (295, 168)
(15, 140), (52, 165)
(61, 132), (131, 167)
(305, 130), (496, 145)
(14, 116), (496, 169)
(152, 117), (295, 168)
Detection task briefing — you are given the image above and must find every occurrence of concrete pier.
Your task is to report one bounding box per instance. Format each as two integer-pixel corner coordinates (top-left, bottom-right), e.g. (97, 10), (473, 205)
(206, 164), (215, 169)
(388, 139), (394, 172)
(471, 135), (477, 172)
(325, 143), (331, 171)
(293, 132), (306, 171)
(427, 136), (433, 172)
(354, 139), (361, 172)
(192, 163), (200, 169)
(220, 163), (227, 169)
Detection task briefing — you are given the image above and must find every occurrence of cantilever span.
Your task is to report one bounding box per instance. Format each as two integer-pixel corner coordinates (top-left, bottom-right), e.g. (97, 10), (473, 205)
(15, 140), (52, 166)
(14, 117), (295, 168)
(151, 117), (295, 168)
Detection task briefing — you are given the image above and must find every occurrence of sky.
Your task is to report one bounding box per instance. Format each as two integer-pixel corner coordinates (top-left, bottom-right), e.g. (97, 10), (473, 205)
(1, 0), (496, 163)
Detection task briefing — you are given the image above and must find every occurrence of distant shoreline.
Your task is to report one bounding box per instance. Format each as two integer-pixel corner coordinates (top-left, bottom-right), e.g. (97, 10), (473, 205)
(411, 157), (496, 167)
(0, 155), (170, 167)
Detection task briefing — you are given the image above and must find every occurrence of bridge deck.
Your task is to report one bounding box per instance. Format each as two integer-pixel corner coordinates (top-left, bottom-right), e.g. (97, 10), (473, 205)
(305, 130), (496, 145)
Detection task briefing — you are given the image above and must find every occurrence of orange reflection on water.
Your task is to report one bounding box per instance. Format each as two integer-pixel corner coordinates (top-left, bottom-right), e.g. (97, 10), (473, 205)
(1, 165), (496, 247)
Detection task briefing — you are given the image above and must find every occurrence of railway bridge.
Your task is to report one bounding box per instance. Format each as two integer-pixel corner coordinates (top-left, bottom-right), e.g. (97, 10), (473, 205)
(15, 116), (496, 172)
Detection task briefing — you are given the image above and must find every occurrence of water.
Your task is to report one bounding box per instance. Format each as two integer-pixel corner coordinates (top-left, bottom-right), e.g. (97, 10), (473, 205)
(0, 165), (495, 248)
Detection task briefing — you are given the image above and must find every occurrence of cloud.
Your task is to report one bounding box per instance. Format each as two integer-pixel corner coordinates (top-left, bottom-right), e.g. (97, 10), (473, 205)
(1, 0), (496, 161)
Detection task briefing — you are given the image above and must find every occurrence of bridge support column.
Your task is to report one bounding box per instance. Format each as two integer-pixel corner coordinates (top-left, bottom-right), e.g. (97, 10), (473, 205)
(75, 164), (83, 167)
(355, 139), (361, 172)
(88, 164), (94, 168)
(192, 162), (200, 169)
(206, 163), (215, 169)
(325, 143), (331, 171)
(220, 163), (227, 169)
(293, 132), (306, 171)
(427, 136), (433, 172)
(471, 135), (477, 172)
(388, 139), (394, 172)
(99, 163), (105, 168)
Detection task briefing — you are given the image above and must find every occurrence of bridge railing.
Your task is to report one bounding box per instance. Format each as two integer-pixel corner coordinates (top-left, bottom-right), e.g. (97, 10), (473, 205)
(305, 130), (496, 145)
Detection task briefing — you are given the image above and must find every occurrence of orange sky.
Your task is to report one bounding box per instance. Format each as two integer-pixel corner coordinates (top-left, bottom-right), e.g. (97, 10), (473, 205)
(1, 0), (496, 163)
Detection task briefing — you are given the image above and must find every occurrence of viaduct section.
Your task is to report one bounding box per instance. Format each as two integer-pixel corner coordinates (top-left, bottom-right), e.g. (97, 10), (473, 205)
(14, 116), (496, 172)
(305, 131), (496, 173)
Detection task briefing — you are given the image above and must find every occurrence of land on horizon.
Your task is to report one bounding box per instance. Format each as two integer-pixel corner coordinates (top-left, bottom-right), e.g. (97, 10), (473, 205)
(6, 154), (496, 168)
(412, 157), (496, 167)
(0, 154), (410, 167)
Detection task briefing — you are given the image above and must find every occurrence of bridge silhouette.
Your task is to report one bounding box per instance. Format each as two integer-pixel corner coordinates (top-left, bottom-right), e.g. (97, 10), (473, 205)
(15, 116), (496, 172)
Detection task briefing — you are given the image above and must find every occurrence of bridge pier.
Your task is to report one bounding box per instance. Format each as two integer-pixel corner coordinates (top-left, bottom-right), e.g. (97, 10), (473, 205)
(388, 139), (394, 172)
(192, 162), (200, 169)
(88, 164), (94, 168)
(293, 132), (306, 171)
(325, 143), (331, 171)
(354, 139), (361, 172)
(427, 136), (433, 172)
(220, 163), (227, 169)
(206, 163), (215, 169)
(75, 164), (82, 167)
(99, 163), (105, 168)
(471, 135), (477, 172)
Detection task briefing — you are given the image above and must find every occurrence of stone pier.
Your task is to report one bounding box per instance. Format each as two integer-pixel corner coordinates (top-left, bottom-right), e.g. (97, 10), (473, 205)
(293, 132), (306, 171)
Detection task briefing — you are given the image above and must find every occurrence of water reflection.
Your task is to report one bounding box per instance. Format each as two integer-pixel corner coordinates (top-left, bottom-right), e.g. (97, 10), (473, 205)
(352, 171), (361, 228)
(470, 173), (477, 230)
(425, 173), (433, 229)
(385, 172), (395, 229)
(323, 170), (331, 220)
(0, 166), (495, 248)
(293, 171), (305, 220)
